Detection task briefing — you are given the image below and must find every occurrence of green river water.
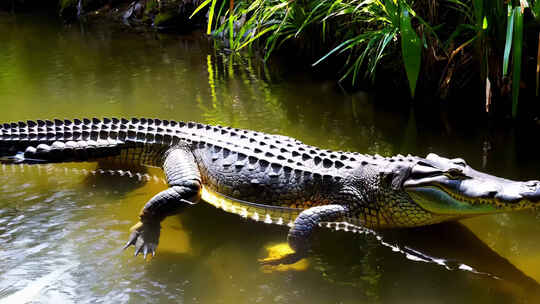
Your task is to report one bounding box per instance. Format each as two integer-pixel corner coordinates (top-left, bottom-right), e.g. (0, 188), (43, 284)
(1, 12), (540, 304)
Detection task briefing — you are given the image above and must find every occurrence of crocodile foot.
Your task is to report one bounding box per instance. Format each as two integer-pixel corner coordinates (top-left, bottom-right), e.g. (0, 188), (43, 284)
(123, 221), (160, 259)
(259, 252), (304, 266)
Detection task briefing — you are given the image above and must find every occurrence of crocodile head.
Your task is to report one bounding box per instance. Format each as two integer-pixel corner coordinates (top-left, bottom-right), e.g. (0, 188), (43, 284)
(403, 153), (540, 219)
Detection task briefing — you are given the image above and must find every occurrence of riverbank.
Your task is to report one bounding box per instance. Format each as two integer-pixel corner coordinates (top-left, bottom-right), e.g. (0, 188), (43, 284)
(2, 1), (540, 121)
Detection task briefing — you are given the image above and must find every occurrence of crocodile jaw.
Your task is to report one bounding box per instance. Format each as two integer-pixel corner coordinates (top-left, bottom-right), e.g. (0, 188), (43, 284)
(403, 154), (540, 216)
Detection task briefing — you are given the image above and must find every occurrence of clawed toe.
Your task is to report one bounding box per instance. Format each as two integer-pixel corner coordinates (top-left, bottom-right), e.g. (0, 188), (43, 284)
(122, 221), (160, 259)
(259, 252), (304, 266)
(122, 230), (140, 250)
(138, 243), (156, 259)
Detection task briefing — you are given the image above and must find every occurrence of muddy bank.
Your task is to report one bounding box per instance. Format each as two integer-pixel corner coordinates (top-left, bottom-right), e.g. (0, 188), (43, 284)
(3, 0), (205, 30)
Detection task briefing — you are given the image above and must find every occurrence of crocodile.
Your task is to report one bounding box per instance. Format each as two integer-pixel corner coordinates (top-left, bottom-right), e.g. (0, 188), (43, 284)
(1, 117), (539, 265)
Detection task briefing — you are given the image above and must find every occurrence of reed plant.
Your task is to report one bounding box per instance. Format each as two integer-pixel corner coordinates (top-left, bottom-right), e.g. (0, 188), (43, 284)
(193, 0), (540, 116)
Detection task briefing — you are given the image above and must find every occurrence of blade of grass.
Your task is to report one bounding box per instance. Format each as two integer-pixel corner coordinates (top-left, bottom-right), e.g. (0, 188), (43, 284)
(312, 37), (360, 66)
(485, 77), (492, 112)
(400, 7), (422, 98)
(263, 6), (292, 61)
(446, 0), (473, 21)
(207, 0), (218, 35)
(369, 29), (395, 79)
(533, 0), (540, 21)
(536, 32), (540, 96)
(472, 0), (484, 28)
(229, 0), (234, 49)
(295, 0), (327, 37)
(511, 6), (523, 118)
(503, 4), (514, 77)
(238, 25), (278, 51)
(190, 0), (212, 19)
(445, 24), (477, 49)
(380, 0), (399, 25)
(216, 0), (227, 28)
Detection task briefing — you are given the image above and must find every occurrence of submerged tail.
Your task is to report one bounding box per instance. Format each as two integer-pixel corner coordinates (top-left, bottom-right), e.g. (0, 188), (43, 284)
(0, 118), (167, 166)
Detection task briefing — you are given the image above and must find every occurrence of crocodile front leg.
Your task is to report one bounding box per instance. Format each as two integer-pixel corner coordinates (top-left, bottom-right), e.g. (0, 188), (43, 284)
(261, 204), (348, 265)
(123, 146), (201, 258)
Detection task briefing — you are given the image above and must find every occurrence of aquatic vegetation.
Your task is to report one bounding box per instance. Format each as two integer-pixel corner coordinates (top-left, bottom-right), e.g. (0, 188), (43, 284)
(192, 0), (540, 116)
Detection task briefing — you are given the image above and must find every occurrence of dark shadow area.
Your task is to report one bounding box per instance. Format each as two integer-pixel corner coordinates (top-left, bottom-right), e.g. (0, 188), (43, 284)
(0, 0), (58, 13)
(80, 163), (152, 198)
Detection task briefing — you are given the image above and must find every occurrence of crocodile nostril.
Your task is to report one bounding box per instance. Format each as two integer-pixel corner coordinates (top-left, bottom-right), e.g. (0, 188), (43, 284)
(525, 181), (540, 189)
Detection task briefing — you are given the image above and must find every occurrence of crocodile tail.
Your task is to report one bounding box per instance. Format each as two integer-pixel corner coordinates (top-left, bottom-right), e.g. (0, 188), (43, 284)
(0, 121), (27, 158)
(0, 118), (127, 164)
(0, 118), (175, 166)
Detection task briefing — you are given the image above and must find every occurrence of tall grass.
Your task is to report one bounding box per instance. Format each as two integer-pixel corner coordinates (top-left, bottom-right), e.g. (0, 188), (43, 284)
(8, 0), (536, 115)
(194, 0), (430, 93)
(189, 0), (539, 115)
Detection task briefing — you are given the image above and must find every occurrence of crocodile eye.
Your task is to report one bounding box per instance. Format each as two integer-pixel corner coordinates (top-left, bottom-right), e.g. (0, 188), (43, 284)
(444, 168), (468, 180)
(452, 158), (467, 167)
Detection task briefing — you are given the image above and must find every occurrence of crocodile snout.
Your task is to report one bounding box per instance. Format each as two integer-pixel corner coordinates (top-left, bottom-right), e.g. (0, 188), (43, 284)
(521, 180), (540, 203)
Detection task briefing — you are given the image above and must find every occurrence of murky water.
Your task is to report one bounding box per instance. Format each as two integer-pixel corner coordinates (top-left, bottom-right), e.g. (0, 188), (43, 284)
(1, 12), (540, 304)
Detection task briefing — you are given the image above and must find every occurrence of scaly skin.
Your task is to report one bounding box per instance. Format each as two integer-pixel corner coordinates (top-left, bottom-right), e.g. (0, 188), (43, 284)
(1, 118), (539, 264)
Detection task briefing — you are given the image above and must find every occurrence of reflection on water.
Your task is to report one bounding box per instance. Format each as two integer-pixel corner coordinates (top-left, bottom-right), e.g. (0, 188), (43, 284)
(1, 12), (540, 304)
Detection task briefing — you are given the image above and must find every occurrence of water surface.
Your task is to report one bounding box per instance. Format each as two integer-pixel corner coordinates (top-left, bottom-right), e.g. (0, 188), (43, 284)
(1, 12), (540, 303)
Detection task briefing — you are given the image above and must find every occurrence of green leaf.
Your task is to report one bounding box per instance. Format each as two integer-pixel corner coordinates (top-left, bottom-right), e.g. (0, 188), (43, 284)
(533, 0), (540, 21)
(237, 25), (278, 51)
(295, 1), (327, 37)
(190, 0), (212, 19)
(382, 0), (399, 25)
(400, 7), (422, 98)
(445, 24), (476, 49)
(229, 11), (235, 49)
(312, 37), (360, 67)
(503, 4), (514, 77)
(206, 0), (219, 35)
(446, 0), (474, 22)
(512, 7), (524, 118)
(472, 0), (484, 28)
